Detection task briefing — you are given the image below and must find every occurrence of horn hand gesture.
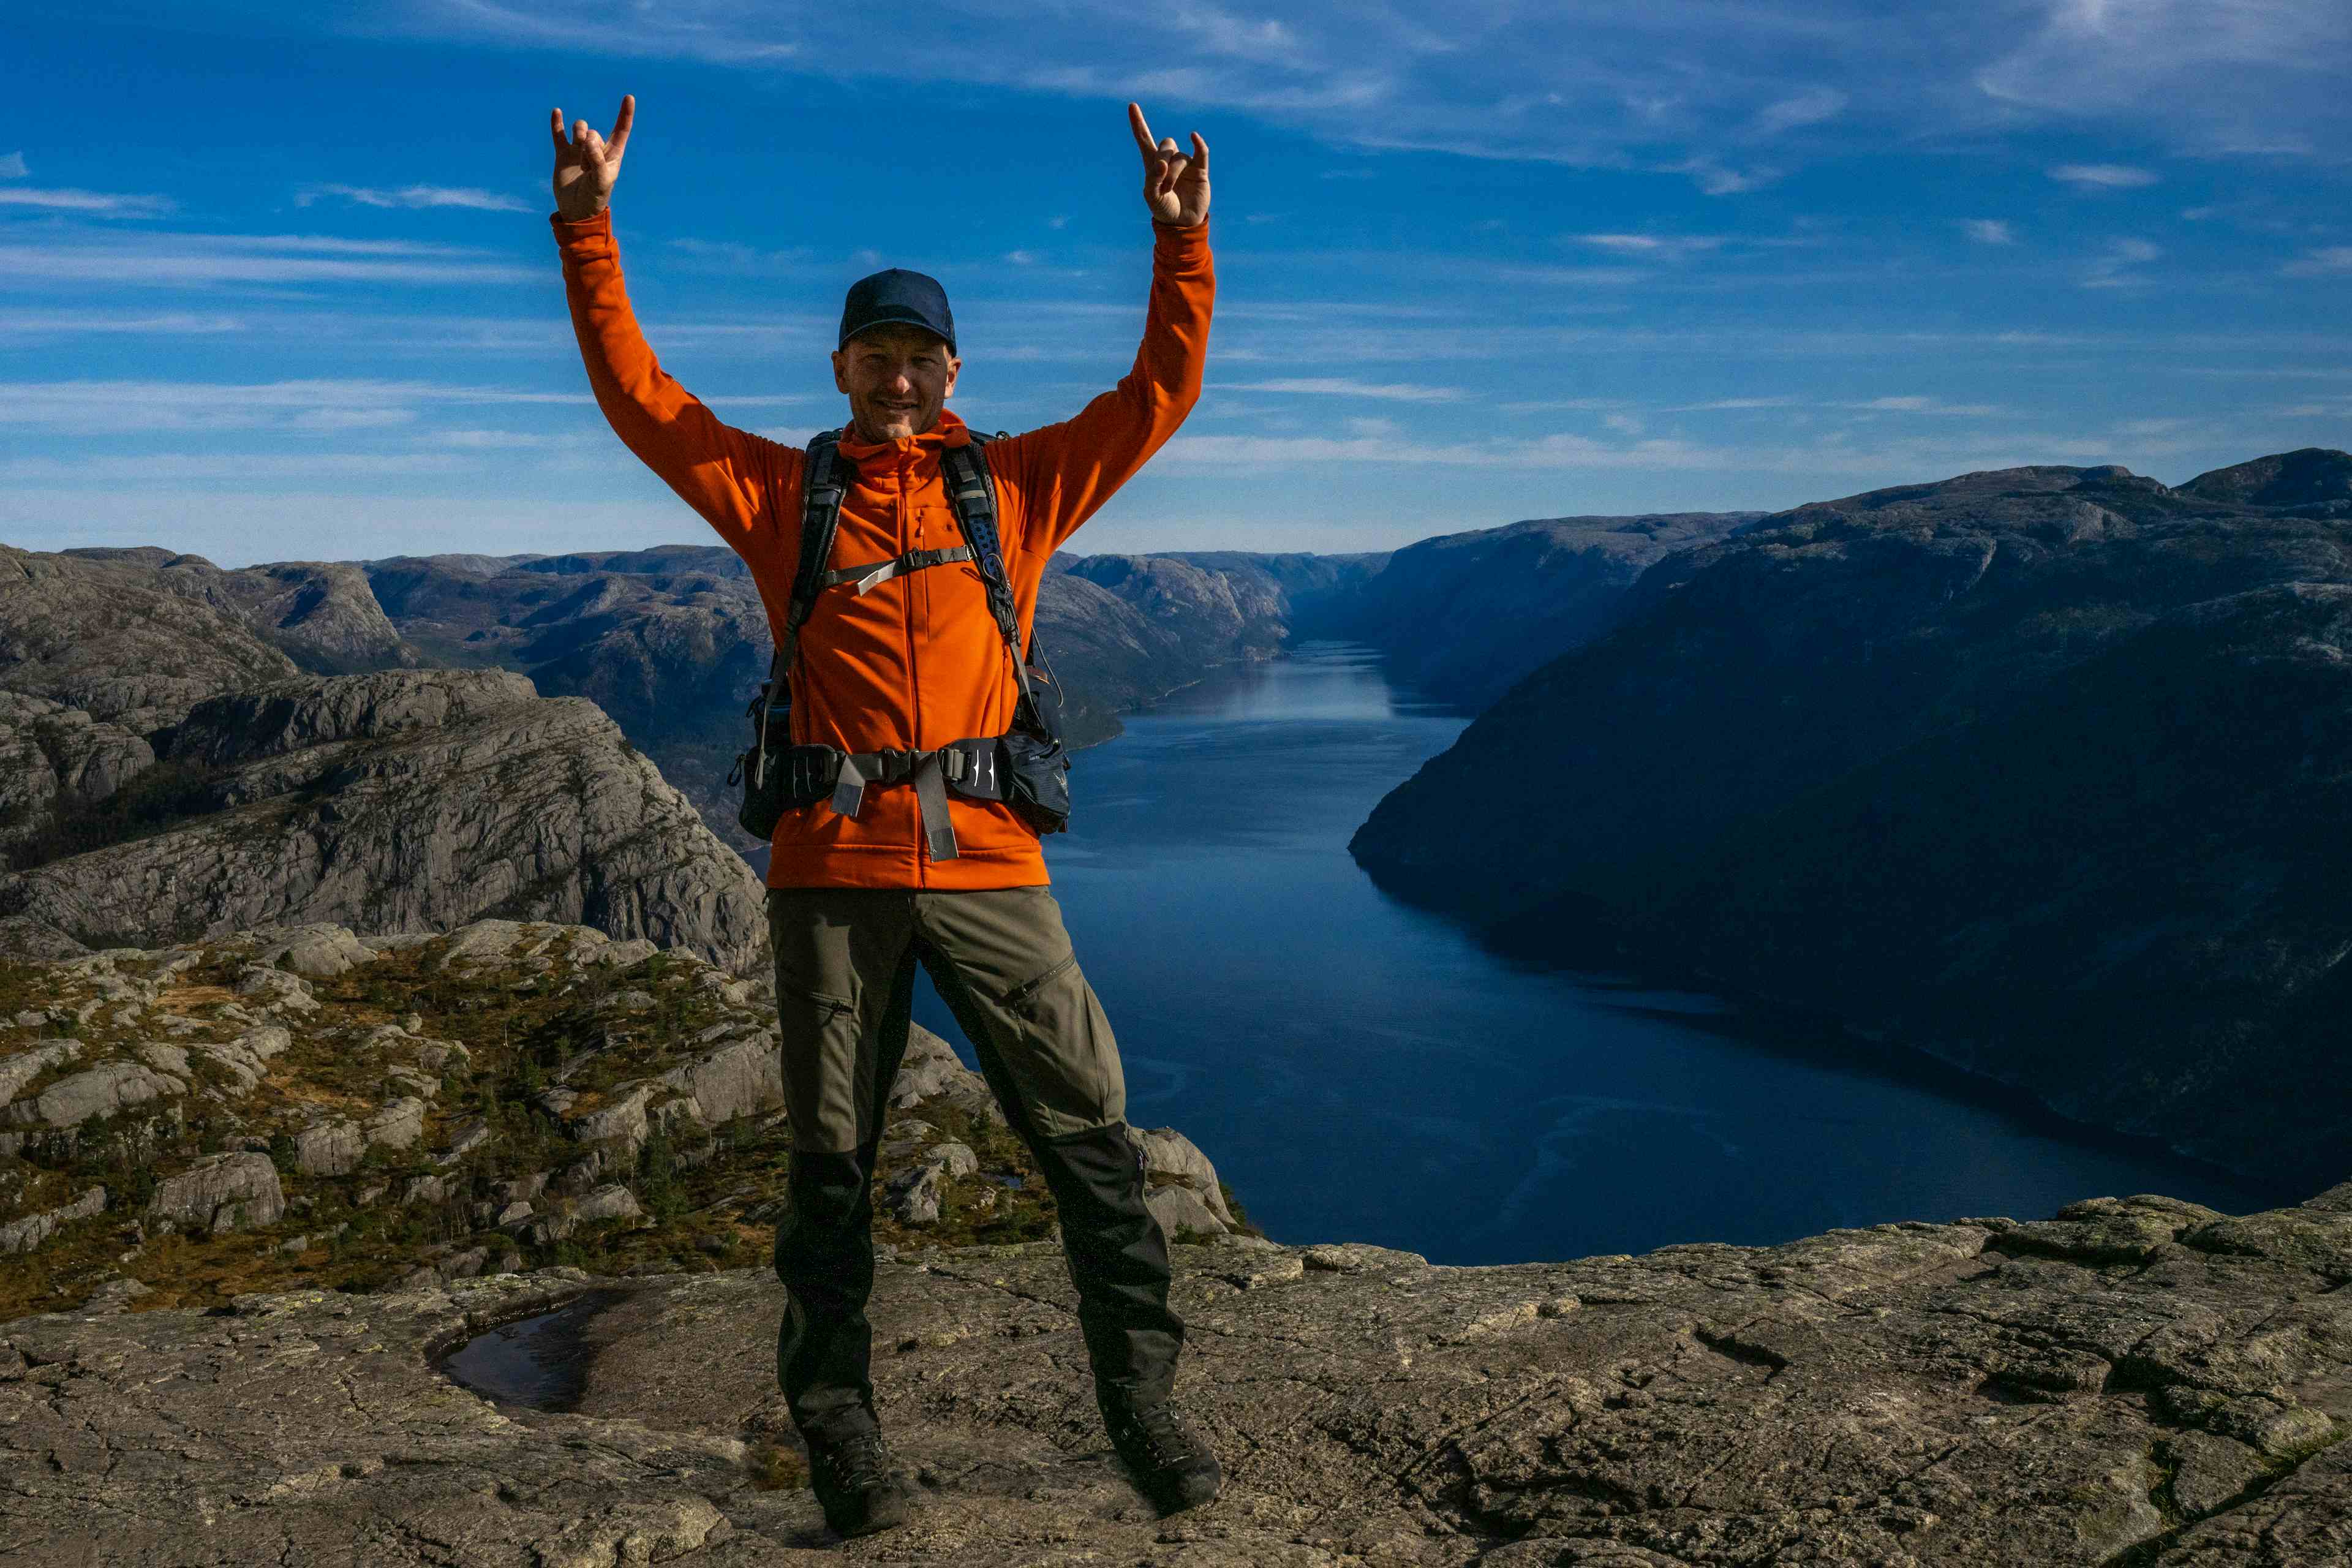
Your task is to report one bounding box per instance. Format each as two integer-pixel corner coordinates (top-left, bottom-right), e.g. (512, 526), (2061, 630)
(1128, 103), (1209, 228)
(549, 94), (634, 222)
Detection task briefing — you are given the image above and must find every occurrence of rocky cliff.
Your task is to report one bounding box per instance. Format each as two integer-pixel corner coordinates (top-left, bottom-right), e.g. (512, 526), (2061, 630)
(0, 918), (1246, 1321)
(0, 671), (766, 970)
(7, 1166), (2351, 1563)
(55, 545), (415, 675)
(1352, 450), (2352, 1189)
(1322, 511), (1762, 708)
(1, 549), (768, 968)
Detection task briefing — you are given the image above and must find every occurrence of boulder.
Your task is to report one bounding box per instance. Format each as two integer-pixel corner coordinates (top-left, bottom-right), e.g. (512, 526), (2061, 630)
(0, 1041), (80, 1110)
(7, 1060), (184, 1131)
(245, 925), (380, 979)
(1144, 1180), (1229, 1240)
(1134, 1125), (1234, 1226)
(146, 1152), (284, 1233)
(363, 1098), (428, 1154)
(659, 1033), (782, 1128)
(190, 1025), (290, 1093)
(293, 1117), (365, 1177)
(0, 1185), (106, 1254)
(572, 1185), (645, 1224)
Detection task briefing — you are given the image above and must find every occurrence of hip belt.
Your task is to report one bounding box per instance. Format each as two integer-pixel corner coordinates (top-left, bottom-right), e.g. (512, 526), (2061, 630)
(769, 738), (1008, 862)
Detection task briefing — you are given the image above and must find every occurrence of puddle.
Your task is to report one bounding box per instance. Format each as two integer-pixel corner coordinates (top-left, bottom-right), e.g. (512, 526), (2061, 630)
(435, 1289), (631, 1411)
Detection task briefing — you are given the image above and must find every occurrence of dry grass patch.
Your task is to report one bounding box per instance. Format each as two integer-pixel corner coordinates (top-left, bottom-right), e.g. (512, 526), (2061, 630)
(153, 984), (236, 1014)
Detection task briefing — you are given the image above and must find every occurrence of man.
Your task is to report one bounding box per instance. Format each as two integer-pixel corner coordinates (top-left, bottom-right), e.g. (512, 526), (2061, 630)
(546, 94), (1219, 1537)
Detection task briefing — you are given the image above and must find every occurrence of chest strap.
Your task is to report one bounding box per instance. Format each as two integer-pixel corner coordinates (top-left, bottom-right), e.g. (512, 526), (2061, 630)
(818, 545), (974, 597)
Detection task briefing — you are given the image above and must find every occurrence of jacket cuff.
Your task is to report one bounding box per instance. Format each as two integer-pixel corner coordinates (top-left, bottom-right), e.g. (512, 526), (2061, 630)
(550, 208), (614, 249)
(1151, 219), (1210, 265)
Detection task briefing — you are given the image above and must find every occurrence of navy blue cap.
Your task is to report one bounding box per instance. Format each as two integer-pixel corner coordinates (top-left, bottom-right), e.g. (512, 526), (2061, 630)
(839, 268), (956, 354)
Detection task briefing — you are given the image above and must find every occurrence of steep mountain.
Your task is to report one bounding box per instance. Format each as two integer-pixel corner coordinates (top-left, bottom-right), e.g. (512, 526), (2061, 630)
(1, 544), (303, 731)
(56, 546), (415, 675)
(2174, 446), (2352, 511)
(0, 549), (764, 969)
(1352, 453), (2352, 1188)
(0, 669), (767, 970)
(1319, 511), (1763, 707)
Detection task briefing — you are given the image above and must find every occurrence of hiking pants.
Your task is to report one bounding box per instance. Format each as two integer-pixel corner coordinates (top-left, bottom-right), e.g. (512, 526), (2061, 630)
(765, 884), (1183, 1442)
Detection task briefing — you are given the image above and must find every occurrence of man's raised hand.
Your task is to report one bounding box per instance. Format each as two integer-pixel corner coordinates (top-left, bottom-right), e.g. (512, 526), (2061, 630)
(550, 94), (634, 221)
(1128, 103), (1209, 228)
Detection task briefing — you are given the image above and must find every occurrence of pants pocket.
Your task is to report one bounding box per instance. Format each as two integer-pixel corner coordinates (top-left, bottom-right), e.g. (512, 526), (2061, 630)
(993, 951), (1125, 1139)
(775, 984), (864, 1153)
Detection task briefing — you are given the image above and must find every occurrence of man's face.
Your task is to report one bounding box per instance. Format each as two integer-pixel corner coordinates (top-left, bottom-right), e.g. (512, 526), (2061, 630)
(831, 325), (960, 443)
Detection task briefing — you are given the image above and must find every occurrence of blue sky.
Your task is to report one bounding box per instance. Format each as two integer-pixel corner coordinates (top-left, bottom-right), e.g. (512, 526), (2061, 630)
(4, 1), (2349, 565)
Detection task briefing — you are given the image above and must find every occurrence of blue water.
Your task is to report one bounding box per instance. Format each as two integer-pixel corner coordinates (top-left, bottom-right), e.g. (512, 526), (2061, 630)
(906, 643), (2285, 1265)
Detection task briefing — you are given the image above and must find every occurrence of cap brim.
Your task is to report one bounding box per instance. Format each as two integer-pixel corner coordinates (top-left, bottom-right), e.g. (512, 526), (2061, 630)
(840, 312), (954, 351)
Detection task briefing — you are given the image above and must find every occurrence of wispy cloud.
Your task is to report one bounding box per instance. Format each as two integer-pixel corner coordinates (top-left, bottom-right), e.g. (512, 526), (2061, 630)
(0, 309), (249, 339)
(2048, 163), (2160, 190)
(2282, 246), (2352, 277)
(1671, 158), (1779, 197)
(1979, 0), (2352, 156)
(0, 378), (588, 434)
(1213, 377), (1464, 402)
(0, 186), (176, 217)
(295, 183), (533, 213)
(0, 153), (28, 179)
(0, 233), (533, 287)
(372, 0), (2352, 176)
(1573, 233), (1728, 260)
(1747, 88), (1847, 138)
(1962, 219), (2016, 245)
(2084, 237), (2164, 288)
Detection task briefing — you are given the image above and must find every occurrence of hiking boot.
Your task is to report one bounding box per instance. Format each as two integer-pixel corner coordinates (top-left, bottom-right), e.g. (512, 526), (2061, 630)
(805, 1427), (915, 1538)
(1101, 1396), (1223, 1513)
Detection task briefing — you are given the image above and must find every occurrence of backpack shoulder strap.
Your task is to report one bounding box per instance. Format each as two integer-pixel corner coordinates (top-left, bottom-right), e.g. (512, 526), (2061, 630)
(780, 429), (848, 674)
(938, 433), (1045, 720)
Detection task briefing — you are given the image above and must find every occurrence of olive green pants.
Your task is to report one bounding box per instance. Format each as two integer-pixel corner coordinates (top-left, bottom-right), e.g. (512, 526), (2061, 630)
(766, 884), (1126, 1153)
(765, 885), (1180, 1439)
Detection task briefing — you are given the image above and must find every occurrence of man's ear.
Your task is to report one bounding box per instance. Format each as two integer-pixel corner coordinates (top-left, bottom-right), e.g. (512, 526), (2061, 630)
(943, 355), (960, 398)
(830, 349), (850, 395)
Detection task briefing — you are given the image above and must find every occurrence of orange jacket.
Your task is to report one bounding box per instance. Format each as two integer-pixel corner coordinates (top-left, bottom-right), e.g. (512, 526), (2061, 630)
(552, 208), (1215, 890)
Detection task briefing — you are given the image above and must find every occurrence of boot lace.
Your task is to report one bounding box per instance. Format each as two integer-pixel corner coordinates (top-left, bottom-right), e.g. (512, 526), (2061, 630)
(816, 1431), (895, 1492)
(1116, 1402), (1204, 1469)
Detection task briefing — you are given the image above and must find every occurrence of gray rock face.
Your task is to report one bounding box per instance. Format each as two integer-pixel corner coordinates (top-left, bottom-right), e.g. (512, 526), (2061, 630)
(5, 1059), (184, 1132)
(1136, 1125), (1235, 1227)
(1324, 510), (1764, 708)
(0, 692), (156, 856)
(1354, 450), (2352, 1189)
(47, 546), (413, 674)
(0, 1186), (104, 1254)
(660, 1033), (783, 1129)
(145, 1151), (283, 1233)
(10, 1185), (2352, 1565)
(572, 1184), (646, 1224)
(0, 669), (767, 971)
(0, 1039), (79, 1110)
(0, 545), (301, 731)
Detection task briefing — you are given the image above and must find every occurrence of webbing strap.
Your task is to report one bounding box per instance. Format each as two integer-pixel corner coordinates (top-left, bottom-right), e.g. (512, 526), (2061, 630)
(819, 545), (974, 596)
(938, 439), (1042, 724)
(821, 745), (970, 860)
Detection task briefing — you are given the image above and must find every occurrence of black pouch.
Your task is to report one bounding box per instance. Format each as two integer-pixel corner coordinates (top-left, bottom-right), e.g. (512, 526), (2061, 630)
(1003, 729), (1071, 834)
(730, 677), (837, 841)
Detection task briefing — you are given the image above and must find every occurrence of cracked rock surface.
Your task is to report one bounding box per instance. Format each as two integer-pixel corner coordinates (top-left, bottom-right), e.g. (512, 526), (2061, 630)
(9, 1184), (2352, 1565)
